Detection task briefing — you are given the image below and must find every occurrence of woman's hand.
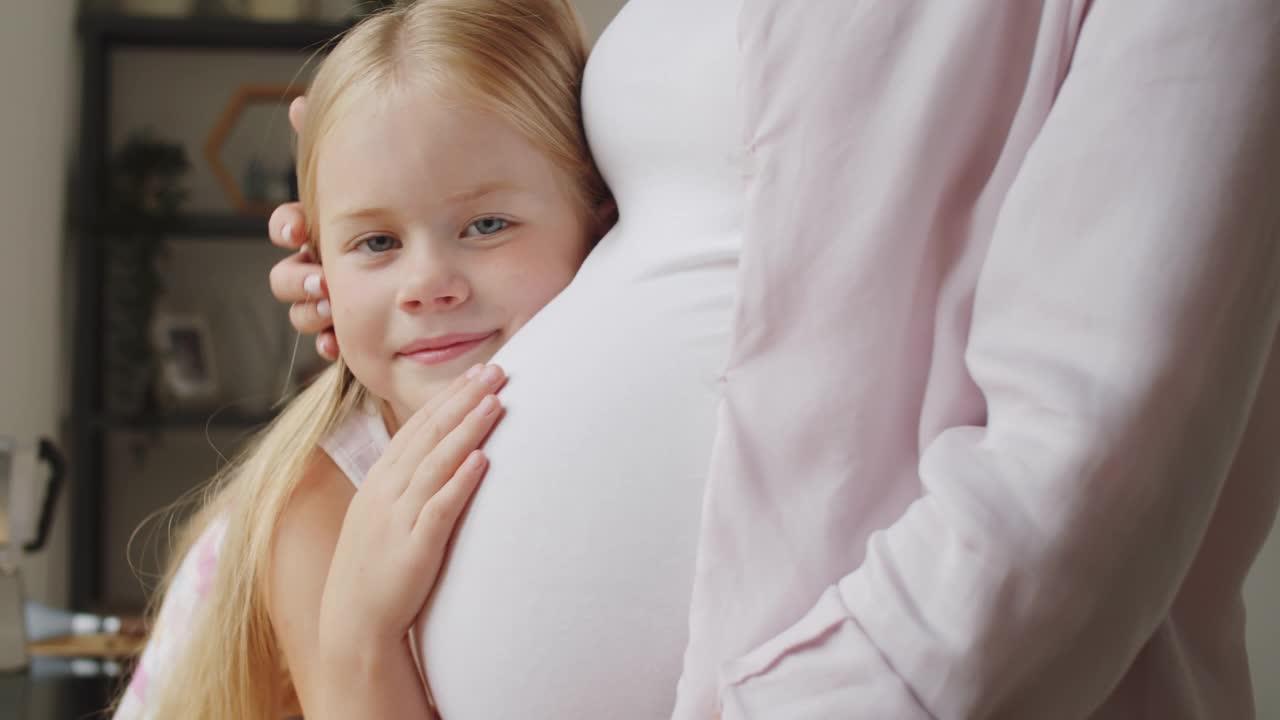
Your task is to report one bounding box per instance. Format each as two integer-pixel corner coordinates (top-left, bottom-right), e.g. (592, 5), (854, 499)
(318, 363), (507, 657)
(268, 96), (339, 361)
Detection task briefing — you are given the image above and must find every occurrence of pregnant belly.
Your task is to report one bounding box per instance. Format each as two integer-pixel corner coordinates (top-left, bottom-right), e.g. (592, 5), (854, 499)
(416, 236), (737, 719)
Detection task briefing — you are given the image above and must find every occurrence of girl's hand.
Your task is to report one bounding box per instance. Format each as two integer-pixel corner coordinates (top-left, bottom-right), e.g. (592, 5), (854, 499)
(317, 363), (507, 655)
(267, 96), (339, 361)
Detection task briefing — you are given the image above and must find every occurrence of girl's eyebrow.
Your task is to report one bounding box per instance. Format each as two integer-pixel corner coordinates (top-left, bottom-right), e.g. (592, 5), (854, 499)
(327, 206), (395, 224)
(326, 183), (525, 223)
(445, 181), (521, 205)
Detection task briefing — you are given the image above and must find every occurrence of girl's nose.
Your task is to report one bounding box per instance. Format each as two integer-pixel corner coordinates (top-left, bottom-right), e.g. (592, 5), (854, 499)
(396, 245), (471, 312)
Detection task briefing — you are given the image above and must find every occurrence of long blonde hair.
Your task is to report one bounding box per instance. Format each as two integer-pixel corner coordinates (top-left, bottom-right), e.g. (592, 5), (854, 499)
(132, 2), (604, 717)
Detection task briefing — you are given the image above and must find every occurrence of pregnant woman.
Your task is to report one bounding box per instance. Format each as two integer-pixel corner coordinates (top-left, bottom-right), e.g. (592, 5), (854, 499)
(273, 1), (1280, 718)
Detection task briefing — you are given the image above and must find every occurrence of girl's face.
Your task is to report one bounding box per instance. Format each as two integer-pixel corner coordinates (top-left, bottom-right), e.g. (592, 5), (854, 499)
(315, 86), (592, 425)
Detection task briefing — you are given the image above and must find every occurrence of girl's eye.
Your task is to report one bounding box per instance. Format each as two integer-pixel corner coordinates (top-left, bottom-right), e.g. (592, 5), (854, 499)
(464, 217), (510, 237)
(358, 235), (400, 253)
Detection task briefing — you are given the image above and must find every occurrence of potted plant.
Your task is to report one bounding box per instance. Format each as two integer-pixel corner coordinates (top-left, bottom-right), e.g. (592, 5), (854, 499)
(103, 129), (190, 417)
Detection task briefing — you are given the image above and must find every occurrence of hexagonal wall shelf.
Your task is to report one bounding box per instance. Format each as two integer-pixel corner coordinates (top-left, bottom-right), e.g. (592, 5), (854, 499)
(204, 84), (303, 216)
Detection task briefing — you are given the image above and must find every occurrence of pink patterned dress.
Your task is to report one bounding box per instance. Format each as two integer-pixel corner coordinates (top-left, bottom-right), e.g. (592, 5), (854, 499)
(112, 407), (389, 719)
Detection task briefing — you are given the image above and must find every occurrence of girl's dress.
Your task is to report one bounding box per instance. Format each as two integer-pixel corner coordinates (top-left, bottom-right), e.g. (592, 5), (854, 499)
(111, 406), (389, 719)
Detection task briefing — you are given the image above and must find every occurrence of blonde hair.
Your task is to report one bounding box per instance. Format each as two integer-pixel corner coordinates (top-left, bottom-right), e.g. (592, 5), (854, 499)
(129, 2), (602, 718)
(299, 0), (609, 249)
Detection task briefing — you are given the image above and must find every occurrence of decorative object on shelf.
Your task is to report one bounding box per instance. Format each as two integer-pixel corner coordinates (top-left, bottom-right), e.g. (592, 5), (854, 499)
(285, 158), (299, 202)
(103, 130), (190, 417)
(205, 84), (304, 216)
(119, 0), (197, 16)
(242, 155), (269, 204)
(242, 155), (293, 205)
(152, 311), (220, 406)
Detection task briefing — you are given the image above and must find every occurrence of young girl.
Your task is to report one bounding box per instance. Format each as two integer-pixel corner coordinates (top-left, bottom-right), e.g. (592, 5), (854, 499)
(112, 1), (610, 717)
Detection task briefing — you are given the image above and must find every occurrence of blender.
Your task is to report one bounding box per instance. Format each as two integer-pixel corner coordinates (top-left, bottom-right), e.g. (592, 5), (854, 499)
(0, 436), (65, 672)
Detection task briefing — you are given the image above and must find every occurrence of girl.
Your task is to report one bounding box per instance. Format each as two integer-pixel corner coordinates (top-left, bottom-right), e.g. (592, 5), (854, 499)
(113, 1), (610, 717)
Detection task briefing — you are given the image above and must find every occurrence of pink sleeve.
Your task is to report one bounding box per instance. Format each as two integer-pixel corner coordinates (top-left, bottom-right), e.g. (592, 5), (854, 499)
(112, 516), (227, 719)
(720, 1), (1280, 717)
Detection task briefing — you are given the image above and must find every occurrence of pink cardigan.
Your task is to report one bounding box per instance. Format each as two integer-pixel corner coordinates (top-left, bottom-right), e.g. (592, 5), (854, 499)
(674, 2), (1280, 718)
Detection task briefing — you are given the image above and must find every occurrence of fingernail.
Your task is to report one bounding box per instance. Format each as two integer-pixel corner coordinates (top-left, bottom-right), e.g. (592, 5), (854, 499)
(479, 364), (503, 388)
(473, 395), (499, 417)
(465, 364), (483, 380)
(464, 450), (487, 471)
(316, 299), (331, 318)
(283, 223), (294, 242)
(304, 274), (322, 297)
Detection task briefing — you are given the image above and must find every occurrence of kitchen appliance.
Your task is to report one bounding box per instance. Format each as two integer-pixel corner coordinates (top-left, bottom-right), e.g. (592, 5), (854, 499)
(0, 437), (65, 672)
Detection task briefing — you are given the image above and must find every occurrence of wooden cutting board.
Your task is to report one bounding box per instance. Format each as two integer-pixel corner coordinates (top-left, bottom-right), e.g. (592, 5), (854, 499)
(27, 633), (144, 659)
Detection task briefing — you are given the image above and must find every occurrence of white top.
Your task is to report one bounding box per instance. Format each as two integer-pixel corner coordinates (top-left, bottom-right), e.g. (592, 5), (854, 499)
(316, 2), (742, 714)
(317, 404), (389, 486)
(415, 1), (743, 717)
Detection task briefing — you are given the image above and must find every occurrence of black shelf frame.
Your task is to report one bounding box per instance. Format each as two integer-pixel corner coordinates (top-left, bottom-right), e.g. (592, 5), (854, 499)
(69, 12), (349, 610)
(77, 12), (352, 51)
(89, 211), (274, 239)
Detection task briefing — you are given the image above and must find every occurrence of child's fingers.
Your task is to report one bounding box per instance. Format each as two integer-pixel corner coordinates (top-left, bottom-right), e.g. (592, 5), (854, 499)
(381, 365), (479, 464)
(381, 366), (506, 490)
(412, 449), (487, 542)
(399, 392), (503, 513)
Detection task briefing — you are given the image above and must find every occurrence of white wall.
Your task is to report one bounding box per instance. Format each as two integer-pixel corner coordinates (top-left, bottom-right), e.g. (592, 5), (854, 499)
(0, 3), (77, 608)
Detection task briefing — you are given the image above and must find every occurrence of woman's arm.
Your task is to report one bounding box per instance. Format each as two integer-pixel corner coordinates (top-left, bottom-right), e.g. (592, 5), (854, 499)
(712, 2), (1280, 718)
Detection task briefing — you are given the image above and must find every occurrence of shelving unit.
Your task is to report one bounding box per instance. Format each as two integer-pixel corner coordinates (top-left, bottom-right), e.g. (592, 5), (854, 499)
(91, 211), (272, 239)
(69, 12), (352, 612)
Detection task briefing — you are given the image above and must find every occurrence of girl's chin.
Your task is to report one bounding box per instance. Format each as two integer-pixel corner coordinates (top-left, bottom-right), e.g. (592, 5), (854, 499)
(384, 379), (456, 429)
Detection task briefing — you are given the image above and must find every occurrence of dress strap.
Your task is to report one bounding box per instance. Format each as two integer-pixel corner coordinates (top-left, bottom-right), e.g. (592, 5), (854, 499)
(318, 403), (391, 487)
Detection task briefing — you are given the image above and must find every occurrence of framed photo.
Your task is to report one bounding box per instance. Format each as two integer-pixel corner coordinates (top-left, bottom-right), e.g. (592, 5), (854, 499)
(152, 312), (219, 403)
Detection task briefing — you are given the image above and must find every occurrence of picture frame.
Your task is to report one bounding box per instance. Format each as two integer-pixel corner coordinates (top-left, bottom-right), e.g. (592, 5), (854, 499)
(152, 312), (219, 404)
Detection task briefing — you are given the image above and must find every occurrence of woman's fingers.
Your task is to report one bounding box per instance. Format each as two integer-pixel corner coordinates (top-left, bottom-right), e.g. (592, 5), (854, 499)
(270, 248), (326, 306)
(315, 331), (339, 362)
(289, 95), (307, 134)
(268, 201), (307, 250)
(288, 298), (333, 336)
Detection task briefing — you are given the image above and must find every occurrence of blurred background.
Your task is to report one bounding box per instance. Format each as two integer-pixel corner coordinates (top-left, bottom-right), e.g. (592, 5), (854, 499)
(1, 0), (1276, 717)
